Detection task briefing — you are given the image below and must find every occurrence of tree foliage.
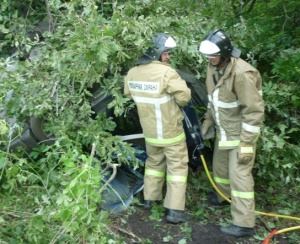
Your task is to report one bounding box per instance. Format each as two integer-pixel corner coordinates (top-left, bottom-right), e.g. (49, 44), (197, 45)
(0, 0), (299, 242)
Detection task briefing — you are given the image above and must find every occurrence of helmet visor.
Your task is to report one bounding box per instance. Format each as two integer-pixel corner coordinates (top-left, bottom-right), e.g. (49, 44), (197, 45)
(203, 53), (221, 59)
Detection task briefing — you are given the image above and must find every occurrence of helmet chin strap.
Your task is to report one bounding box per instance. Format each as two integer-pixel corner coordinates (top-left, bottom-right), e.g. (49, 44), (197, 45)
(216, 56), (230, 69)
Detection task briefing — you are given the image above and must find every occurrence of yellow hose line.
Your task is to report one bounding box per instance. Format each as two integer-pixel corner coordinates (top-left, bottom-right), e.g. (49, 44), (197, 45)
(255, 211), (300, 221)
(200, 155), (300, 221)
(200, 155), (231, 203)
(276, 226), (300, 234)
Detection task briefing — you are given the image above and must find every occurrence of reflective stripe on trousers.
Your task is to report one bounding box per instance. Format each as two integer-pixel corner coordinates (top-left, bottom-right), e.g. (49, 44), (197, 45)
(143, 141), (188, 210)
(167, 175), (187, 183)
(213, 139), (256, 227)
(145, 168), (165, 177)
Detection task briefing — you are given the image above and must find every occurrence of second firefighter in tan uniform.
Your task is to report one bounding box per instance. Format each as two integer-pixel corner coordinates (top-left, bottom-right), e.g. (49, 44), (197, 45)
(199, 29), (264, 237)
(124, 33), (191, 223)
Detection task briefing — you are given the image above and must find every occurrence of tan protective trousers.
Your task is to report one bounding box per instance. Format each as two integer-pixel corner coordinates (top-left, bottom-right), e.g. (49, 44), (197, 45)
(143, 141), (188, 210)
(213, 140), (256, 228)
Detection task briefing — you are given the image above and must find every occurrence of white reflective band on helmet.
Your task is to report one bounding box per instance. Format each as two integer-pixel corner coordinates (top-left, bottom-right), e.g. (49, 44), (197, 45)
(132, 95), (172, 139)
(199, 40), (220, 55)
(165, 36), (176, 48)
(240, 146), (254, 154)
(242, 122), (260, 133)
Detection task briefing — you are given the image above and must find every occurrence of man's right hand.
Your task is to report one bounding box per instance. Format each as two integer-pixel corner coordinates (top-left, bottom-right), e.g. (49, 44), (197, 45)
(201, 120), (215, 140)
(238, 142), (254, 164)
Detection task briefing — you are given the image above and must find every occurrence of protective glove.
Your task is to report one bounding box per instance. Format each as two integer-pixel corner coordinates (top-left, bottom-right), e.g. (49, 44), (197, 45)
(201, 119), (215, 140)
(238, 142), (254, 164)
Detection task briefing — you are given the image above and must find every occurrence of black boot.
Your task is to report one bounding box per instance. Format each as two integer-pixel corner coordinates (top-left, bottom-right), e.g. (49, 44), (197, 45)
(221, 224), (254, 237)
(166, 209), (186, 224)
(144, 200), (153, 209)
(144, 200), (162, 209)
(208, 191), (230, 207)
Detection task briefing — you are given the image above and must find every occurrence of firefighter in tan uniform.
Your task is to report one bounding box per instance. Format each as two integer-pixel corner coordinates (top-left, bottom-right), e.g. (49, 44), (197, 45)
(198, 29), (264, 237)
(124, 33), (191, 224)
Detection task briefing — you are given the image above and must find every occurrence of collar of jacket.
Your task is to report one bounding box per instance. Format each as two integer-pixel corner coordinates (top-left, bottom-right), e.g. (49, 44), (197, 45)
(151, 60), (171, 67)
(210, 57), (237, 88)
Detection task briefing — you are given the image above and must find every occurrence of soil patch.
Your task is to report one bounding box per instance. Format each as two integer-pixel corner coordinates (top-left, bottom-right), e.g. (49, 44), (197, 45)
(112, 207), (287, 244)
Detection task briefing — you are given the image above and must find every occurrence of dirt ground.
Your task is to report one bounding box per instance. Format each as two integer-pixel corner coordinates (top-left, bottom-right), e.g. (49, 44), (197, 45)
(106, 168), (293, 244)
(109, 204), (288, 244)
(121, 208), (239, 244)
(111, 206), (289, 244)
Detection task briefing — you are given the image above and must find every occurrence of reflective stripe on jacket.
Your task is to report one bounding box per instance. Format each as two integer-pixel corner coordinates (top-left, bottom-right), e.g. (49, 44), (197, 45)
(124, 61), (191, 146)
(205, 58), (264, 149)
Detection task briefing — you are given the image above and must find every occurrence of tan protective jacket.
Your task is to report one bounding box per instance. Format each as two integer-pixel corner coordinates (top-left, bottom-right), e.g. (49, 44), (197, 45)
(124, 61), (191, 146)
(204, 57), (264, 149)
